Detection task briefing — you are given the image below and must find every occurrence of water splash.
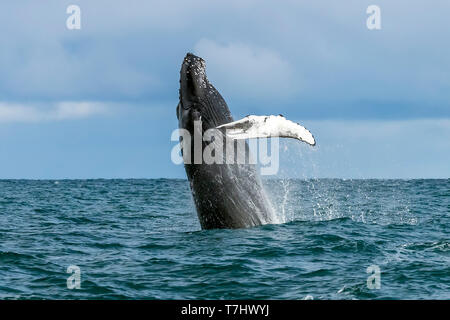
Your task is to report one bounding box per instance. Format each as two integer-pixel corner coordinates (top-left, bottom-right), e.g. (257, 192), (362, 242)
(265, 178), (418, 225)
(264, 139), (418, 225)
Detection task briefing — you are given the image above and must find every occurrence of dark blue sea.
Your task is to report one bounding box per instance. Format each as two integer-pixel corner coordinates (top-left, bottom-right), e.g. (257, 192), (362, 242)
(0, 179), (448, 299)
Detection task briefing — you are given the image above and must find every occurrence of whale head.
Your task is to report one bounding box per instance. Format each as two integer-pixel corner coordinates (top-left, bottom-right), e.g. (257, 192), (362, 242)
(177, 53), (233, 133)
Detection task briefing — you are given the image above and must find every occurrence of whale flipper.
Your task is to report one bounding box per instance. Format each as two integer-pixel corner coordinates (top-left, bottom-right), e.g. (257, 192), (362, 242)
(216, 115), (316, 146)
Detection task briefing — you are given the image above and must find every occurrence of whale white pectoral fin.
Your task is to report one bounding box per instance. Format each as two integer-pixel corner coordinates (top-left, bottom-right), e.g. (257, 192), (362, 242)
(216, 115), (316, 146)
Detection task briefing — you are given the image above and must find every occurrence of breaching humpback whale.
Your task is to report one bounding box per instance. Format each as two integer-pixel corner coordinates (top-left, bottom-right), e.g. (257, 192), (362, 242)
(177, 53), (315, 229)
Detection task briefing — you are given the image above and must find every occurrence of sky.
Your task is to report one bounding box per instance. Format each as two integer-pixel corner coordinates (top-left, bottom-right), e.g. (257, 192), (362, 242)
(0, 0), (449, 179)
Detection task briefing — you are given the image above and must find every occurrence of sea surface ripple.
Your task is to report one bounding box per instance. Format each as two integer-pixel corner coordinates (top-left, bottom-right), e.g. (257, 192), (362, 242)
(0, 179), (448, 299)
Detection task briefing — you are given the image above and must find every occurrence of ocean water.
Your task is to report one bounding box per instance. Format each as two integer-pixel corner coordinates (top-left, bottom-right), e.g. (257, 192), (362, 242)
(0, 179), (448, 300)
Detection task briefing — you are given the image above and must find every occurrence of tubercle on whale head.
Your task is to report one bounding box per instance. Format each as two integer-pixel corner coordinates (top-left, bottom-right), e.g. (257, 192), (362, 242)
(177, 53), (233, 135)
(179, 53), (208, 110)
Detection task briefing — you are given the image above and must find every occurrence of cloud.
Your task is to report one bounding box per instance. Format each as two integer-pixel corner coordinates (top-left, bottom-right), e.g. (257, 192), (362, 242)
(1, 1), (449, 179)
(194, 39), (298, 100)
(0, 1), (449, 119)
(0, 101), (109, 123)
